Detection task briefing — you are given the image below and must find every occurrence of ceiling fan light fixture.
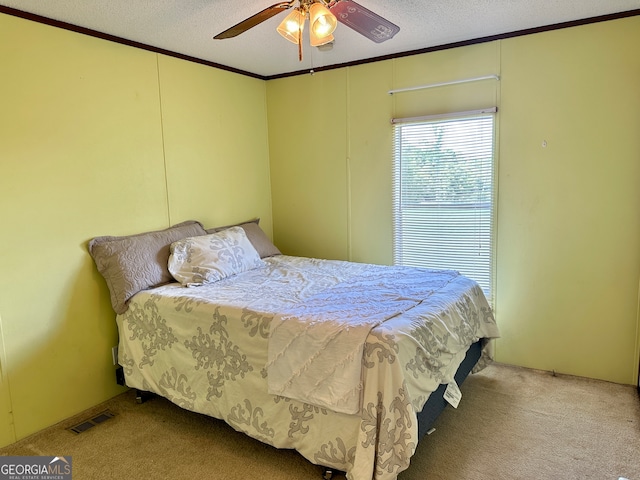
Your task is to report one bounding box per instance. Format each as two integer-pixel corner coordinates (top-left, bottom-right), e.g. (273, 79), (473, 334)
(277, 8), (305, 44)
(316, 40), (334, 51)
(310, 31), (334, 47)
(309, 3), (337, 38)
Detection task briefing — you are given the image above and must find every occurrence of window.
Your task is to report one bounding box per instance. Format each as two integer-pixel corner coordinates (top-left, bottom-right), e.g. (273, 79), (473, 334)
(392, 111), (496, 303)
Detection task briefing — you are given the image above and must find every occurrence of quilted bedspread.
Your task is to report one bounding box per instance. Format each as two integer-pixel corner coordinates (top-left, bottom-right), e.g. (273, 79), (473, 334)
(267, 264), (460, 414)
(117, 256), (499, 480)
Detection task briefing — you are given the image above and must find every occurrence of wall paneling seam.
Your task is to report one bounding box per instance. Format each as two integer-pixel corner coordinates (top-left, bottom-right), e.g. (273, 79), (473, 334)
(155, 54), (172, 226)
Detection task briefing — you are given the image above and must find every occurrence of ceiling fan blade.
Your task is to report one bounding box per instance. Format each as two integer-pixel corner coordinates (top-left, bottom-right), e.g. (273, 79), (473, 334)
(214, 2), (293, 39)
(329, 0), (399, 43)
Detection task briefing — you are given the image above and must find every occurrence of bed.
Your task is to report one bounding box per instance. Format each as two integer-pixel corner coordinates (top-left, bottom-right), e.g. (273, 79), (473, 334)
(89, 219), (499, 480)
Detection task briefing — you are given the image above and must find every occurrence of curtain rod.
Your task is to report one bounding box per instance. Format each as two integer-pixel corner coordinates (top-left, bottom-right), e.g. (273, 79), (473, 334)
(391, 107), (497, 125)
(388, 75), (500, 95)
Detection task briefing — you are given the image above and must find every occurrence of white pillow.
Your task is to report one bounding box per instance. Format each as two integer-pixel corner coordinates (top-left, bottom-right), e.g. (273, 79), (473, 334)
(168, 226), (265, 286)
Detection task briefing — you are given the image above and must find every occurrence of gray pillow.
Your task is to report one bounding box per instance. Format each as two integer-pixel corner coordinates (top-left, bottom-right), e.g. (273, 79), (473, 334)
(206, 219), (281, 258)
(89, 220), (206, 314)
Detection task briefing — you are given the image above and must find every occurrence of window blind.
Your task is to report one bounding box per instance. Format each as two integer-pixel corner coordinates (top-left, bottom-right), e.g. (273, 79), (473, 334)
(392, 113), (496, 304)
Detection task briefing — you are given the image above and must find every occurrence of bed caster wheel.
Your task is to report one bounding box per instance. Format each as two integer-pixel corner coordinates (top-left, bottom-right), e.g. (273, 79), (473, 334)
(322, 468), (334, 479)
(135, 389), (153, 404)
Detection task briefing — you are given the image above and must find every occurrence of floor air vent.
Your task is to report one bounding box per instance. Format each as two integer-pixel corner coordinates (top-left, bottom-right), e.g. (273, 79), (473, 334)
(67, 410), (116, 434)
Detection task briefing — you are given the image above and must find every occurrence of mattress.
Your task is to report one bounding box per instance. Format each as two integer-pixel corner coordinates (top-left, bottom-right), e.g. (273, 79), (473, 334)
(116, 255), (499, 480)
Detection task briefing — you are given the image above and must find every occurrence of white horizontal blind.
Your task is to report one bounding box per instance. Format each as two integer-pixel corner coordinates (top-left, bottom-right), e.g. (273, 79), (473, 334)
(393, 113), (496, 303)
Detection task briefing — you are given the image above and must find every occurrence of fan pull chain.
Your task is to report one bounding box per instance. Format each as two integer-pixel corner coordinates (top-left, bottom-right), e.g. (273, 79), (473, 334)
(298, 27), (303, 61)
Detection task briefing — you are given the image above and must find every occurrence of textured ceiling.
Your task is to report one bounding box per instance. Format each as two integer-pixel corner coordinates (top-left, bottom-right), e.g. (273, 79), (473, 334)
(1, 0), (639, 78)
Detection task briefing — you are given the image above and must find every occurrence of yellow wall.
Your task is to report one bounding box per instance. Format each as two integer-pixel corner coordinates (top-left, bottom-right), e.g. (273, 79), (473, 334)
(0, 316), (13, 446)
(0, 13), (271, 446)
(267, 16), (640, 386)
(267, 69), (349, 260)
(159, 56), (273, 229)
(497, 19), (640, 382)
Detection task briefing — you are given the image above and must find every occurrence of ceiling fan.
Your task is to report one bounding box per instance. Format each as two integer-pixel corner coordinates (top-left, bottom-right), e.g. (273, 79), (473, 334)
(214, 0), (400, 61)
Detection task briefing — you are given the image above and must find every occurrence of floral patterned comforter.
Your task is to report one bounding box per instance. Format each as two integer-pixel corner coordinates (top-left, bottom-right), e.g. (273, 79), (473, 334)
(117, 256), (499, 480)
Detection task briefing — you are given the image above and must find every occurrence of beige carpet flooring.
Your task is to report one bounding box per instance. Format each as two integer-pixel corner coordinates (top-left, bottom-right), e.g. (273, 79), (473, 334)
(1, 363), (638, 480)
